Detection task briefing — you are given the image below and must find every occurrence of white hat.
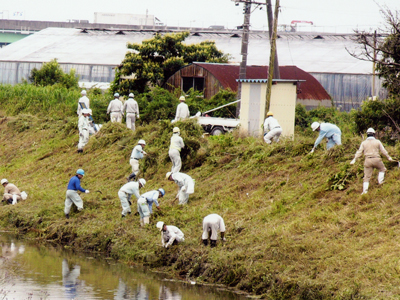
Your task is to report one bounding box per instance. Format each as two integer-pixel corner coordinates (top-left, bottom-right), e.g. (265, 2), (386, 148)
(173, 127), (180, 133)
(311, 122), (320, 131)
(179, 96), (185, 101)
(81, 90), (87, 95)
(87, 109), (92, 115)
(367, 128), (375, 134)
(138, 178), (146, 187)
(82, 108), (89, 115)
(1, 179), (8, 185)
(114, 92), (119, 97)
(156, 221), (164, 231)
(166, 172), (172, 179)
(138, 139), (146, 145)
(129, 93), (134, 98)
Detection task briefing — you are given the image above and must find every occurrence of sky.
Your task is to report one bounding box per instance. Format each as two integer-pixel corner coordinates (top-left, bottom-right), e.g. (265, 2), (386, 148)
(1, 0), (399, 33)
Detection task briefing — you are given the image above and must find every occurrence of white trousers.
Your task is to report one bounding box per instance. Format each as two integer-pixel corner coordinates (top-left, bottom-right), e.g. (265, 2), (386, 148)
(169, 149), (182, 173)
(264, 128), (283, 144)
(126, 113), (136, 131)
(110, 112), (122, 123)
(118, 191), (132, 216)
(64, 190), (83, 214)
(78, 129), (89, 150)
(130, 159), (140, 176)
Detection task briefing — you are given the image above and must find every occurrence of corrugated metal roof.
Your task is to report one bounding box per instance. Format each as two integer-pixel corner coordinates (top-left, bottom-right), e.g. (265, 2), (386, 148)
(194, 63), (331, 101)
(0, 27), (372, 74)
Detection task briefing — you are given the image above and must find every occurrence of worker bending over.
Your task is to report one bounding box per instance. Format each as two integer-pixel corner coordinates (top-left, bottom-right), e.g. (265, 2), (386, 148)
(156, 221), (184, 248)
(310, 122), (341, 153)
(202, 214), (226, 247)
(263, 111), (282, 144)
(118, 178), (146, 218)
(166, 172), (195, 205)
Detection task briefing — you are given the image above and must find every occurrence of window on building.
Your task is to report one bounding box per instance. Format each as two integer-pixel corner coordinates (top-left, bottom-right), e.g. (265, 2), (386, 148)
(182, 77), (204, 92)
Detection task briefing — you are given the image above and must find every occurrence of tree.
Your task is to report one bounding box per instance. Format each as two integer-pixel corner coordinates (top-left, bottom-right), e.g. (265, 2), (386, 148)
(29, 59), (79, 89)
(112, 32), (230, 95)
(348, 8), (400, 96)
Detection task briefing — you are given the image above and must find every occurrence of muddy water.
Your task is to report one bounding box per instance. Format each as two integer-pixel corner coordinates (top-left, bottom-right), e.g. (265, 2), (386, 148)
(0, 233), (248, 300)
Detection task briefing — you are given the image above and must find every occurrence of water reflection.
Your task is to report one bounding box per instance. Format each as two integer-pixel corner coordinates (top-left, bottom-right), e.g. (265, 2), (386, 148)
(0, 234), (246, 300)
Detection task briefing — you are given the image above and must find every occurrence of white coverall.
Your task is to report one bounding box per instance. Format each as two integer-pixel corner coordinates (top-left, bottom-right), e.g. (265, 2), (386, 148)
(77, 95), (90, 116)
(118, 181), (141, 216)
(161, 225), (185, 248)
(169, 133), (185, 173)
(123, 98), (139, 131)
(130, 144), (146, 177)
(171, 172), (195, 205)
(174, 102), (190, 121)
(107, 98), (123, 123)
(77, 115), (89, 151)
(202, 214), (226, 241)
(263, 116), (283, 144)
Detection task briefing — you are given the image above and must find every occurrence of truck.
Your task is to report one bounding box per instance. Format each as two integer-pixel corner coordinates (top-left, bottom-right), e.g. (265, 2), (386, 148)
(194, 100), (241, 135)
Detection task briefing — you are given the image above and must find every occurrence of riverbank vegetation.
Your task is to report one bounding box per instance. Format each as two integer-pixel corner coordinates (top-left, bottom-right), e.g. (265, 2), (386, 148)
(1, 85), (400, 299)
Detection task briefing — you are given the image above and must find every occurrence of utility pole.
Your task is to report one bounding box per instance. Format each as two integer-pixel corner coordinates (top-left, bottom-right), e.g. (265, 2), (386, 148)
(372, 30), (377, 98)
(265, 0), (280, 113)
(266, 0), (280, 79)
(232, 0), (267, 117)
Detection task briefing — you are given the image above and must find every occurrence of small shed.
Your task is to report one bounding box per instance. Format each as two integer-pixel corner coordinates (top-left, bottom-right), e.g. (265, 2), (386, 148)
(165, 62), (332, 109)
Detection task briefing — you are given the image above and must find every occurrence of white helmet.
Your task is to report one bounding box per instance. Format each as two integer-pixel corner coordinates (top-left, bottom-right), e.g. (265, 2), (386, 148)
(311, 122), (320, 131)
(114, 92), (119, 97)
(82, 108), (89, 115)
(138, 139), (146, 145)
(179, 96), (186, 101)
(129, 93), (134, 98)
(367, 128), (375, 134)
(138, 178), (146, 187)
(166, 172), (172, 179)
(173, 127), (180, 133)
(1, 179), (8, 185)
(81, 90), (87, 95)
(156, 221), (164, 231)
(87, 109), (92, 115)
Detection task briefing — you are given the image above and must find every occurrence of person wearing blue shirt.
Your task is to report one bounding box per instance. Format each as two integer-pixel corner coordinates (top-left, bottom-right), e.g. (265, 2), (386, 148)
(310, 122), (342, 153)
(64, 169), (89, 219)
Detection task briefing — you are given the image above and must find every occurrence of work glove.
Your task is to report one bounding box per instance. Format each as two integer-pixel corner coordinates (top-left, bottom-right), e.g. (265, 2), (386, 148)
(181, 186), (187, 192)
(310, 148), (315, 154)
(143, 151), (148, 155)
(85, 190), (90, 194)
(350, 159), (356, 165)
(137, 115), (140, 119)
(389, 157), (394, 162)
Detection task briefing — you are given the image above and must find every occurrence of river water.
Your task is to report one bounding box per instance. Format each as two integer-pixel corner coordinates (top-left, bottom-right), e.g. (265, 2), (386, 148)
(0, 233), (248, 300)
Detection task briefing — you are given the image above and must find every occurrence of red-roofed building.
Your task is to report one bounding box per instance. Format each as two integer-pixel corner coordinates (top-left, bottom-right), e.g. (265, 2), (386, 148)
(165, 62), (332, 109)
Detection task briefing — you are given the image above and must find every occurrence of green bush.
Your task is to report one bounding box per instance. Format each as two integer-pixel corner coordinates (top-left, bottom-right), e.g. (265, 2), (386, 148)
(29, 59), (79, 89)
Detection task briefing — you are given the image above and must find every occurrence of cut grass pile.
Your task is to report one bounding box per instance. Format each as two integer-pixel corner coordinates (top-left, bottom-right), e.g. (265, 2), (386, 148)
(1, 110), (400, 299)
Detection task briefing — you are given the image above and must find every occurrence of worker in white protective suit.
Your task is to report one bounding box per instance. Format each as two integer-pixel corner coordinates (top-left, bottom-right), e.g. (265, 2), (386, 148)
(174, 96), (190, 121)
(137, 188), (164, 226)
(166, 172), (195, 205)
(169, 127), (185, 173)
(123, 93), (140, 131)
(118, 178), (146, 218)
(263, 111), (283, 144)
(1, 179), (26, 205)
(156, 221), (184, 248)
(310, 122), (342, 153)
(107, 93), (123, 123)
(350, 128), (394, 195)
(77, 90), (90, 116)
(127, 140), (147, 181)
(77, 109), (91, 153)
(202, 213), (226, 247)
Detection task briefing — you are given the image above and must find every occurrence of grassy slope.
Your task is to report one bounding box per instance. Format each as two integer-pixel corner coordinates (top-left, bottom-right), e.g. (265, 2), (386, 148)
(1, 112), (400, 299)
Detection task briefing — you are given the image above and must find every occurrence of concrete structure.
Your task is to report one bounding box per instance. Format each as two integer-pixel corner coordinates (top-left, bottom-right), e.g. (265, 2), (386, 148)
(239, 79), (298, 137)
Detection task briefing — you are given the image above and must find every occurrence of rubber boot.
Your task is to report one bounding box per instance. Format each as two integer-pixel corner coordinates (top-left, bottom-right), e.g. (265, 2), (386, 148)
(210, 240), (217, 248)
(127, 173), (136, 182)
(143, 216), (150, 225)
(378, 172), (385, 184)
(202, 239), (208, 246)
(140, 219), (144, 227)
(361, 182), (369, 195)
(65, 214), (69, 219)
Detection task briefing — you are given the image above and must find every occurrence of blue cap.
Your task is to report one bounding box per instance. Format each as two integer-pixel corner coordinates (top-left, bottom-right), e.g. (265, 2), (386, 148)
(76, 169), (85, 176)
